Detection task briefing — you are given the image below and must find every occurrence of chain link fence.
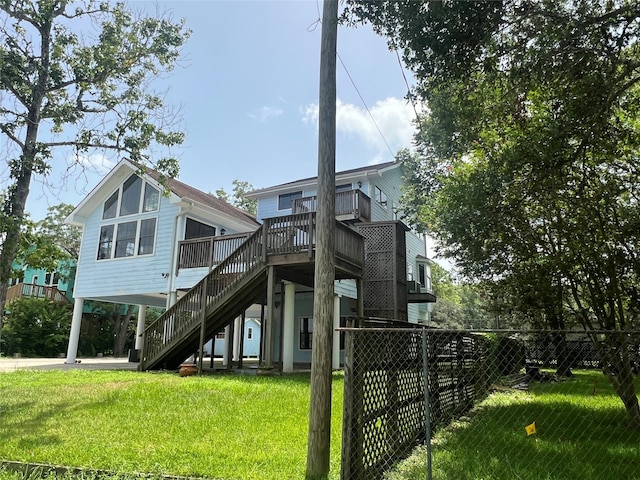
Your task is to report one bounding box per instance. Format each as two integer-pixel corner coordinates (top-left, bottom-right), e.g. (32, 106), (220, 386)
(340, 325), (640, 480)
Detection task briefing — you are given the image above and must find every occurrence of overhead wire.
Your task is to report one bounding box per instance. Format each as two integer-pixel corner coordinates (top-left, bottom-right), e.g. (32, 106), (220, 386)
(310, 1), (405, 161)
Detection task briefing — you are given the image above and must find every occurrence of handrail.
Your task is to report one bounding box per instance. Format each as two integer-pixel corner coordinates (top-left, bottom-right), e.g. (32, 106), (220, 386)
(141, 213), (365, 368)
(292, 190), (371, 222)
(6, 283), (70, 304)
(177, 232), (252, 269)
(142, 226), (265, 366)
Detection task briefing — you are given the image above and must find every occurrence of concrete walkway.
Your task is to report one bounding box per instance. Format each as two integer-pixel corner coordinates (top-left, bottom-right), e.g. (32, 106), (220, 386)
(0, 356), (139, 372)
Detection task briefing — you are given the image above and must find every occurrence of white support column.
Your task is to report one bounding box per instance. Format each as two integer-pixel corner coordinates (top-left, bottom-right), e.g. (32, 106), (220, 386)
(65, 297), (84, 364)
(282, 282), (296, 373)
(233, 315), (242, 362)
(332, 294), (341, 370)
(135, 305), (147, 350)
(222, 325), (231, 367)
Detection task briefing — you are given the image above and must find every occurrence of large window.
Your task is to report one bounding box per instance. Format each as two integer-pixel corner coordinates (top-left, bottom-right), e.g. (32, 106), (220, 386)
(299, 317), (313, 350)
(185, 218), (216, 240)
(97, 174), (159, 260)
(278, 191), (302, 210)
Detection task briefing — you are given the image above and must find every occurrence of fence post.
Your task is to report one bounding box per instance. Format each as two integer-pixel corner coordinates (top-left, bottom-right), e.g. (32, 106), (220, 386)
(341, 327), (363, 480)
(422, 328), (433, 480)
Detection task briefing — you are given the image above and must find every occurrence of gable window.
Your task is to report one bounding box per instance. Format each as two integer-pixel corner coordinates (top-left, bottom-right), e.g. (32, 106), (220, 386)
(278, 191), (302, 210)
(247, 327), (253, 340)
(97, 174), (159, 260)
(375, 186), (387, 206)
(299, 317), (313, 350)
(185, 218), (216, 240)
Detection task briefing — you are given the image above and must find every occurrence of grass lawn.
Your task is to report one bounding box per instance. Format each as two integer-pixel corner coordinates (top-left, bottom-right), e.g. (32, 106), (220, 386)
(386, 370), (640, 480)
(0, 369), (344, 480)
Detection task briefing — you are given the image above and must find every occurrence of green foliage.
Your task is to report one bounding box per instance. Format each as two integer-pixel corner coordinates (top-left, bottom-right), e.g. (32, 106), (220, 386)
(429, 262), (492, 329)
(2, 298), (71, 356)
(215, 179), (257, 215)
(0, 0), (190, 308)
(346, 0), (640, 425)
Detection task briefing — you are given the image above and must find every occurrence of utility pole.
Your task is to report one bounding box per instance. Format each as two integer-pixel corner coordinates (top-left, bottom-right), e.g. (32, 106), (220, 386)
(306, 0), (338, 478)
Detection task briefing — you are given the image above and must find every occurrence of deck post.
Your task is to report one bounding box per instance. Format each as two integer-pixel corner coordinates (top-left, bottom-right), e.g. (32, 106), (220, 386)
(197, 278), (208, 374)
(282, 281), (296, 373)
(261, 265), (276, 368)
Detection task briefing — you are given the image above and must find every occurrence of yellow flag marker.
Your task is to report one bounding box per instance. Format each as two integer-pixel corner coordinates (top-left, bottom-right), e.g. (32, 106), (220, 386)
(525, 422), (537, 436)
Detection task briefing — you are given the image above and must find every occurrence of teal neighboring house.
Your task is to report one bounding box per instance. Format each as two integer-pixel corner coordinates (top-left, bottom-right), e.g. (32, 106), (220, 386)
(6, 260), (74, 305)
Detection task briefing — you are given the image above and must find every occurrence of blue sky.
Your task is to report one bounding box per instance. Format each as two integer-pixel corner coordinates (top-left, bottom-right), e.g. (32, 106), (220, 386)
(24, 0), (418, 221)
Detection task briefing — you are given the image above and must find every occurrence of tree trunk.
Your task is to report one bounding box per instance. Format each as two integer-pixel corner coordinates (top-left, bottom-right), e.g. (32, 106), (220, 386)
(111, 305), (135, 356)
(600, 333), (640, 430)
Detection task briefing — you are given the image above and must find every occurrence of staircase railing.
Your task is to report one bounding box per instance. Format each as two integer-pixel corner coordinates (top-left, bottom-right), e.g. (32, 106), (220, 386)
(142, 226), (266, 367)
(141, 212), (364, 369)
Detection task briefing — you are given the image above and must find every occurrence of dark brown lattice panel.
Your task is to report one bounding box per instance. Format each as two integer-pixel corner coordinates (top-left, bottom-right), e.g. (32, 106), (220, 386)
(341, 329), (490, 479)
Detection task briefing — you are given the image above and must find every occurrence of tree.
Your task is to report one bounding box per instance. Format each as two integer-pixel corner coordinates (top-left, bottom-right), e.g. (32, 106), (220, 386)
(345, 0), (640, 428)
(0, 0), (190, 333)
(215, 179), (257, 215)
(2, 297), (71, 357)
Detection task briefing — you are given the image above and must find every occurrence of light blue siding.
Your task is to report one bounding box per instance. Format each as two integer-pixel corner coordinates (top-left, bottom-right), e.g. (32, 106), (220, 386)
(74, 191), (178, 305)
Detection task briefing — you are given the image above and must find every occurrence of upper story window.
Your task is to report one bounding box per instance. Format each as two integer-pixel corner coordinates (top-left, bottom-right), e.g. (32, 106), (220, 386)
(103, 175), (159, 219)
(336, 184), (352, 193)
(97, 174), (159, 260)
(375, 186), (387, 206)
(278, 191), (302, 210)
(185, 218), (216, 240)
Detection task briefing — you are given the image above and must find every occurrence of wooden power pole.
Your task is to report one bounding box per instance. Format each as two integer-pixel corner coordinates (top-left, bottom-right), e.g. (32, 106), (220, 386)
(306, 0), (338, 478)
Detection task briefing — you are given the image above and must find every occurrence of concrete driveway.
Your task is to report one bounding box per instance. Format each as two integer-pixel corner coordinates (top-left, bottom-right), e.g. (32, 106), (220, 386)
(0, 356), (139, 372)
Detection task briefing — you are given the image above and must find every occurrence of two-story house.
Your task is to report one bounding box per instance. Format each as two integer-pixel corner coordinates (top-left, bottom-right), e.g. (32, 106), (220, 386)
(64, 159), (435, 372)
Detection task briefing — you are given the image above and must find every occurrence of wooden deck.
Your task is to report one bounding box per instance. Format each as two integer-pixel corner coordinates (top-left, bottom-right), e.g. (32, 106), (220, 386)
(6, 283), (70, 304)
(292, 190), (371, 223)
(141, 213), (364, 370)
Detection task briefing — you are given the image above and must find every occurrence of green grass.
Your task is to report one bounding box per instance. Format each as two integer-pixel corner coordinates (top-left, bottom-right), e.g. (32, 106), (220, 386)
(386, 370), (640, 480)
(0, 370), (344, 480)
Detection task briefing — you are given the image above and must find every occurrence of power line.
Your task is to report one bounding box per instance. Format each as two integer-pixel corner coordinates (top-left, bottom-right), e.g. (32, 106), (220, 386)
(337, 52), (396, 159)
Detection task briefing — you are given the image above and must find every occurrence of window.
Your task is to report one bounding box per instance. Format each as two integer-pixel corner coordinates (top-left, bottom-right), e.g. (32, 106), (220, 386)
(96, 174), (159, 260)
(336, 184), (351, 193)
(375, 186), (387, 206)
(278, 191), (302, 210)
(115, 221), (137, 258)
(98, 225), (114, 260)
(185, 218), (216, 240)
(138, 218), (157, 255)
(44, 272), (60, 286)
(247, 327), (253, 340)
(299, 317), (313, 350)
(216, 331), (225, 339)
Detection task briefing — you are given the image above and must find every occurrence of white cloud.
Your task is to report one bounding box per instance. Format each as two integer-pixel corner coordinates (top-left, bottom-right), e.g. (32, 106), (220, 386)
(302, 97), (420, 153)
(248, 106), (284, 122)
(72, 153), (115, 174)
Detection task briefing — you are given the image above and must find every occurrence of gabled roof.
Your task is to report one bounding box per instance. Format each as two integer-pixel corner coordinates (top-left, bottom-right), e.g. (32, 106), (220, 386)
(65, 158), (259, 228)
(246, 160), (398, 198)
(146, 170), (258, 226)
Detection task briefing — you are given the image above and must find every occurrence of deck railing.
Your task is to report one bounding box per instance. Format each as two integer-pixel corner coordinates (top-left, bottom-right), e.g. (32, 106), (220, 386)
(142, 213), (365, 368)
(6, 283), (70, 304)
(292, 190), (371, 222)
(177, 232), (252, 270)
